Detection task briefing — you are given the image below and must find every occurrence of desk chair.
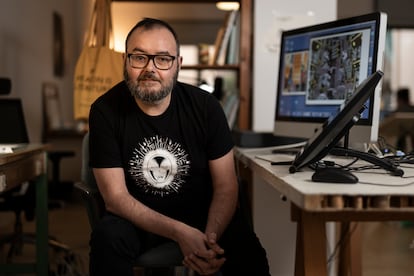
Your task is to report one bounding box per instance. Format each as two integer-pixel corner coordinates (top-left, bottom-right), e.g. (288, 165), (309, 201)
(0, 183), (34, 260)
(0, 183), (71, 261)
(75, 132), (194, 276)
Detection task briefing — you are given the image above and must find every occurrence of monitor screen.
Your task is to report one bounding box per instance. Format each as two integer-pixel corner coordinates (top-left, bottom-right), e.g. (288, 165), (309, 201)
(0, 99), (29, 144)
(273, 12), (387, 148)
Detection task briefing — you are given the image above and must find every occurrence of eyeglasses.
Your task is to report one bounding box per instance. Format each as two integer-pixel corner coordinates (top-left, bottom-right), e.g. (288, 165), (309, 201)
(127, 53), (176, 70)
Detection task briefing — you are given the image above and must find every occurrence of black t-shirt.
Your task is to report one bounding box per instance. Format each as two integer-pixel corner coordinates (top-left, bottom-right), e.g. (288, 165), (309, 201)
(88, 81), (234, 230)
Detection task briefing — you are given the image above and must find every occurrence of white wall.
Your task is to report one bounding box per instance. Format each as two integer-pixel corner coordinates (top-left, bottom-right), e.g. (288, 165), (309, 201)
(252, 0), (337, 132)
(389, 30), (414, 107)
(0, 0), (92, 143)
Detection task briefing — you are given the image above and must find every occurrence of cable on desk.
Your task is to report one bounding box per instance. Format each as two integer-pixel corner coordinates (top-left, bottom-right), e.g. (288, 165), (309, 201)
(330, 147), (405, 176)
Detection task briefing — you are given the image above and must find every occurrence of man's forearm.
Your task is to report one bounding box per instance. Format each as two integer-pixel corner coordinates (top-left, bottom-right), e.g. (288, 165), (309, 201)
(95, 167), (189, 241)
(205, 188), (238, 239)
(106, 192), (187, 242)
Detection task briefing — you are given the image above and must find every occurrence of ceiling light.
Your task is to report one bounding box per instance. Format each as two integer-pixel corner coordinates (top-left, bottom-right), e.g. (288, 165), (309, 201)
(216, 2), (240, 11)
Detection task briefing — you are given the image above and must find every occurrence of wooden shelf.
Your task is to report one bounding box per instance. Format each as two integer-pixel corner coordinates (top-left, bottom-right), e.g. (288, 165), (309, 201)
(113, 0), (238, 2)
(182, 64), (239, 70)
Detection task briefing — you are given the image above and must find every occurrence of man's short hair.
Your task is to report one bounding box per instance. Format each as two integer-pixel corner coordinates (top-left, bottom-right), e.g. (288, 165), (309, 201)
(125, 17), (180, 56)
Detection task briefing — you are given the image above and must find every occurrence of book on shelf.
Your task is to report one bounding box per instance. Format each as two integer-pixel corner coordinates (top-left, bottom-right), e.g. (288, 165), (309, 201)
(211, 27), (225, 65)
(226, 12), (240, 65)
(212, 9), (239, 65)
(222, 92), (239, 128)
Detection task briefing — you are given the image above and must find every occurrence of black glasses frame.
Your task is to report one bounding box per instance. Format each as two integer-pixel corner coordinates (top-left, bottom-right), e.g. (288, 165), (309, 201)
(127, 53), (176, 70)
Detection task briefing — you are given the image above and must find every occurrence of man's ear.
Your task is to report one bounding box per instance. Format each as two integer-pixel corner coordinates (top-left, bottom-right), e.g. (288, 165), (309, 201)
(178, 56), (183, 69)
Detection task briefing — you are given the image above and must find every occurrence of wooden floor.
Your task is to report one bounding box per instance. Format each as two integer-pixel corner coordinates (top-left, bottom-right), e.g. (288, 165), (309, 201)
(361, 221), (414, 276)
(1, 193), (414, 276)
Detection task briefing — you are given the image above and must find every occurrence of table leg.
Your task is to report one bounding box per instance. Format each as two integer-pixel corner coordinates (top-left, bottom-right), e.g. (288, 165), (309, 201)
(35, 172), (49, 275)
(294, 210), (327, 276)
(338, 222), (362, 276)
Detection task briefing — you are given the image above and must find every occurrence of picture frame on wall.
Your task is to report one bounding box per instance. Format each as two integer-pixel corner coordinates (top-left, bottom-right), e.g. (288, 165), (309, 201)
(53, 12), (64, 77)
(42, 82), (63, 131)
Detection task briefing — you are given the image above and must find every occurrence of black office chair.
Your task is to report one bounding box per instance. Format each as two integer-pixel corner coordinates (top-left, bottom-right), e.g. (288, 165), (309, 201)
(0, 182), (34, 260)
(0, 183), (71, 262)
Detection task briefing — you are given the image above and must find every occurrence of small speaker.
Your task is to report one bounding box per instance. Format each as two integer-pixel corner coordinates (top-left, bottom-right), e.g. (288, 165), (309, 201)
(0, 78), (11, 95)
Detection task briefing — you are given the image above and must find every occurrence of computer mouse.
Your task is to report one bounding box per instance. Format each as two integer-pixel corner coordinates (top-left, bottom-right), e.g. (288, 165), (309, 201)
(311, 167), (358, 184)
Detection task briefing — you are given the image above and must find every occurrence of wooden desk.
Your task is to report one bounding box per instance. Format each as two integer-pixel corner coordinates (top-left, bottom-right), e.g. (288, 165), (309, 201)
(235, 147), (414, 276)
(0, 144), (48, 275)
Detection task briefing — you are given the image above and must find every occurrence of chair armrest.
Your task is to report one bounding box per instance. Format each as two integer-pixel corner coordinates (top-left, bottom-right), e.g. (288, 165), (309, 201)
(74, 181), (105, 230)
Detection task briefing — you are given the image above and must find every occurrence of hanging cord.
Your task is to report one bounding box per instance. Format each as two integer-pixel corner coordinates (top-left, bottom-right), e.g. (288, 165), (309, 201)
(326, 223), (359, 272)
(85, 0), (115, 48)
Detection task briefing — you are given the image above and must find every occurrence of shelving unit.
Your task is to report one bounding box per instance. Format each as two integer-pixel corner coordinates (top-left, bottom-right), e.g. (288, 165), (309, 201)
(181, 64), (239, 70)
(112, 0), (253, 130)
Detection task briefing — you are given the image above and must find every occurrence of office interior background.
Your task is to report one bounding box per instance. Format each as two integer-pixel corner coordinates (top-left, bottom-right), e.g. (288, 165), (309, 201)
(2, 0), (414, 142)
(1, 0), (414, 275)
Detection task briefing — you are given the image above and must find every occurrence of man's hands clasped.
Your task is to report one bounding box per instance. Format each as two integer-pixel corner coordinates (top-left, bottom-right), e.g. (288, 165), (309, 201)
(178, 228), (225, 275)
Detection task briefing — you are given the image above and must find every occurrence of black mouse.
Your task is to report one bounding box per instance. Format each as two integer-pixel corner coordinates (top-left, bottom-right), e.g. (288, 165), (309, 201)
(312, 167), (358, 184)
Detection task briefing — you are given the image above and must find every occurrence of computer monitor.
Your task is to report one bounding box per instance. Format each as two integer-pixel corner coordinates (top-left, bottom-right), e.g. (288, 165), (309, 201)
(0, 99), (29, 144)
(290, 70), (388, 173)
(273, 12), (387, 148)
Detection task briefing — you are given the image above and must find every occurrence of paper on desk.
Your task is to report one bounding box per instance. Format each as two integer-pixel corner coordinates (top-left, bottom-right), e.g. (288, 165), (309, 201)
(255, 154), (296, 163)
(355, 168), (414, 186)
(240, 141), (307, 152)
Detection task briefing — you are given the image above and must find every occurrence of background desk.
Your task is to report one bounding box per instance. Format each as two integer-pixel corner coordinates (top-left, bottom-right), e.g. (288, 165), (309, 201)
(379, 112), (414, 152)
(0, 144), (48, 275)
(235, 147), (414, 276)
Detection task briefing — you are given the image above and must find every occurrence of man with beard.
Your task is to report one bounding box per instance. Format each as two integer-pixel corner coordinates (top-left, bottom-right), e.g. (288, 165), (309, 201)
(88, 18), (270, 276)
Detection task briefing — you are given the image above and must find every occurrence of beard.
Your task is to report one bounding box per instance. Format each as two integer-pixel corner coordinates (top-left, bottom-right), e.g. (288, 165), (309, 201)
(124, 66), (178, 104)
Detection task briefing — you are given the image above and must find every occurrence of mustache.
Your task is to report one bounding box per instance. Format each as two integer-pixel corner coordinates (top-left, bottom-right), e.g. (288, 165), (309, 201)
(138, 73), (160, 82)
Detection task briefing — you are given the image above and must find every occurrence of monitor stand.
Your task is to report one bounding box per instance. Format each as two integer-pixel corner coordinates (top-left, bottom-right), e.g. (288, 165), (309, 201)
(329, 147), (404, 176)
